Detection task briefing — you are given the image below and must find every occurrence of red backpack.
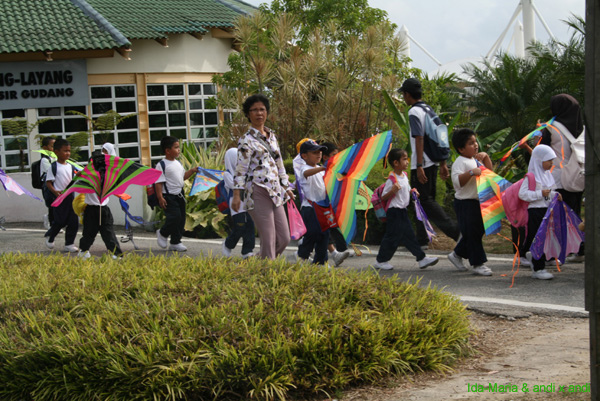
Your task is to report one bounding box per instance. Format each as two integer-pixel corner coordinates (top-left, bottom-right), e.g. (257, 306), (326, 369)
(371, 174), (398, 222)
(214, 180), (232, 214)
(501, 173), (536, 228)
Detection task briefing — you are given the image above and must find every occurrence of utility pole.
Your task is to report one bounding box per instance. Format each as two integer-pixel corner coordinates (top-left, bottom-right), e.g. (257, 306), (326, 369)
(585, 1), (600, 399)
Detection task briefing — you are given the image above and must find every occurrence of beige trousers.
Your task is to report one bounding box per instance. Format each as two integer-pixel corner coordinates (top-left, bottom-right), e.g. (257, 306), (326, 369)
(247, 185), (291, 259)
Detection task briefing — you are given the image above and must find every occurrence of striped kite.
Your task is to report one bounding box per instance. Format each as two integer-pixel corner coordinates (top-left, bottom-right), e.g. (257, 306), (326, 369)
(476, 164), (512, 235)
(498, 117), (556, 164)
(52, 154), (161, 207)
(324, 130), (393, 243)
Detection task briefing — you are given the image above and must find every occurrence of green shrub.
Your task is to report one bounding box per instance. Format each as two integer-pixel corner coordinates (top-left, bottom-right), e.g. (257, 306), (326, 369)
(0, 253), (472, 400)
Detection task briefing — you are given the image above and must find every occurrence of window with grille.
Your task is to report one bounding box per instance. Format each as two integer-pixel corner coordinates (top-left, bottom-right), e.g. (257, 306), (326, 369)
(147, 83), (219, 163)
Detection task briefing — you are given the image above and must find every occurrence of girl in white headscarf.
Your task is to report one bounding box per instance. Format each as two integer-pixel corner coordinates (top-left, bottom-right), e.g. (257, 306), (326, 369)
(519, 144), (563, 280)
(77, 142), (123, 260)
(102, 142), (116, 156)
(222, 148), (255, 258)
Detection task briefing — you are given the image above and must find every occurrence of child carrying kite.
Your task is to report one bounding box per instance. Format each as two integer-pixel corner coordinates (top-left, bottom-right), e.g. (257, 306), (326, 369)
(77, 143), (124, 260)
(520, 145), (562, 280)
(222, 148), (255, 259)
(448, 129), (494, 276)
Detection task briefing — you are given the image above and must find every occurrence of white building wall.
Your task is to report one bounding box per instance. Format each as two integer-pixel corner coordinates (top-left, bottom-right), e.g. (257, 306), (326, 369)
(87, 34), (234, 74)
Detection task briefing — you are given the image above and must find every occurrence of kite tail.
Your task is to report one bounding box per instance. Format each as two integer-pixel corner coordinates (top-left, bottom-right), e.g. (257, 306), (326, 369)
(495, 232), (521, 288)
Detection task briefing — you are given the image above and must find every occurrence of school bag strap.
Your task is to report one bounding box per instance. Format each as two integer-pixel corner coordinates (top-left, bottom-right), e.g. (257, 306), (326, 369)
(158, 160), (169, 195)
(250, 130), (279, 160)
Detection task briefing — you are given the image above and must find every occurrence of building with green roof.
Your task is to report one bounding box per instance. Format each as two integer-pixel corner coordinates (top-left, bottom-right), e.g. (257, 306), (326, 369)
(0, 0), (255, 173)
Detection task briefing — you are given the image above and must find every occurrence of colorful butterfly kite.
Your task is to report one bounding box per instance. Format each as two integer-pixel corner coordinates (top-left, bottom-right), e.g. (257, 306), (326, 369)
(530, 194), (584, 265)
(324, 131), (392, 243)
(0, 168), (41, 202)
(189, 167), (225, 196)
(52, 154), (161, 207)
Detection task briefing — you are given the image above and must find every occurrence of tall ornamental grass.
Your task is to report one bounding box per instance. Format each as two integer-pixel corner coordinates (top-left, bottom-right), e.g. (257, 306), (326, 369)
(0, 253), (471, 400)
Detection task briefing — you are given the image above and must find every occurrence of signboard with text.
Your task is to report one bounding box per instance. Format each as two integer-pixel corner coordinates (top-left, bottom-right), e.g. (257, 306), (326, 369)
(0, 60), (88, 110)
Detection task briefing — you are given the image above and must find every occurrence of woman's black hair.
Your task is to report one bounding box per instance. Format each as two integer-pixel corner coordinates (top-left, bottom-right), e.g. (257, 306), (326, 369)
(243, 94), (270, 122)
(451, 128), (476, 151)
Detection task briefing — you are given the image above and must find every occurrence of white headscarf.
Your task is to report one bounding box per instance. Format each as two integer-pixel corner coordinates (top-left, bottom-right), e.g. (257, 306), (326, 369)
(224, 148), (237, 190)
(529, 144), (557, 189)
(102, 142), (116, 156)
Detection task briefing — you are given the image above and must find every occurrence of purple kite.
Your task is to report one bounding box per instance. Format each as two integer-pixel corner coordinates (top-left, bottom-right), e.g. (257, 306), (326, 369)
(530, 194), (584, 265)
(412, 191), (436, 243)
(0, 168), (41, 202)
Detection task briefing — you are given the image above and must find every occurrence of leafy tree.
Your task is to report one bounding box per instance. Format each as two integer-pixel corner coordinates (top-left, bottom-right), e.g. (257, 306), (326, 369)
(0, 117), (51, 171)
(529, 14), (585, 104)
(67, 109), (137, 160)
(266, 0), (389, 49)
(213, 10), (419, 156)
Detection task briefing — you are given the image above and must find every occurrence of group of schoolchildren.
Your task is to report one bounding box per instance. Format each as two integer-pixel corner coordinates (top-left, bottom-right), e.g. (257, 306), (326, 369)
(41, 138), (124, 259)
(35, 122), (573, 281)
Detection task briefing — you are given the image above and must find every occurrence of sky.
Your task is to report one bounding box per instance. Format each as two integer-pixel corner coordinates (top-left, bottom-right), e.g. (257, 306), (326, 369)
(240, 0), (585, 74)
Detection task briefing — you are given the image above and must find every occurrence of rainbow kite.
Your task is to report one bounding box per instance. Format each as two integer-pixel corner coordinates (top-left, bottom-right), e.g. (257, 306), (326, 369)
(324, 131), (392, 243)
(476, 165), (512, 235)
(498, 117), (556, 164)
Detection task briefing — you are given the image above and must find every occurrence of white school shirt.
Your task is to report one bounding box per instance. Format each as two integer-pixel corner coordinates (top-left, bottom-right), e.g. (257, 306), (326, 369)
(297, 163), (327, 208)
(384, 172), (410, 209)
(408, 103), (436, 170)
(45, 162), (74, 192)
(518, 176), (557, 208)
(40, 156), (52, 176)
(451, 155), (478, 200)
(155, 159), (185, 194)
(84, 193), (109, 207)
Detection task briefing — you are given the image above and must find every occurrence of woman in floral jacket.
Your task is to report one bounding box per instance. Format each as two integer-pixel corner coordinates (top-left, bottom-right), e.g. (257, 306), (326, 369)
(231, 94), (294, 259)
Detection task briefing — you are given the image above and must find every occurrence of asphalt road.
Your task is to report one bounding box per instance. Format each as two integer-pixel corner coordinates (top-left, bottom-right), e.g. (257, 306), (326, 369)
(0, 222), (587, 317)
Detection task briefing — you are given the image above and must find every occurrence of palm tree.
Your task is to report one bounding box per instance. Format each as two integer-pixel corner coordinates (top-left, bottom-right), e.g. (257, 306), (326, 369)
(462, 53), (556, 149)
(529, 14), (585, 104)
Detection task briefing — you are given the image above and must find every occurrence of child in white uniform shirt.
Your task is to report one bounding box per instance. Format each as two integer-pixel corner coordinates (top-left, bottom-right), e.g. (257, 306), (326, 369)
(77, 143), (123, 259)
(296, 140), (330, 265)
(155, 136), (199, 252)
(372, 149), (438, 270)
(448, 129), (493, 276)
(44, 138), (79, 252)
(222, 148), (255, 258)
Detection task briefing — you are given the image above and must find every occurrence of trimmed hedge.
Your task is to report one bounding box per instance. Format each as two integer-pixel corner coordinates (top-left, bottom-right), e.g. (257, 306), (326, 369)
(0, 253), (471, 400)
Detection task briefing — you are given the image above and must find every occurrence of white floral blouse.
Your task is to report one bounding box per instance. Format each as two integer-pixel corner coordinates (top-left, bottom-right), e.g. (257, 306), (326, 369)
(234, 127), (291, 210)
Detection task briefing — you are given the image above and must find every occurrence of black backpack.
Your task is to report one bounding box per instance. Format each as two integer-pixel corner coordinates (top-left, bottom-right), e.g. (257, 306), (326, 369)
(31, 154), (51, 189)
(146, 160), (167, 209)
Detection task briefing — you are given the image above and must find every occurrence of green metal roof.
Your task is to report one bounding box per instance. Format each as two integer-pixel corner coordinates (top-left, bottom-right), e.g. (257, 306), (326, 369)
(85, 0), (255, 40)
(0, 0), (127, 54)
(0, 0), (256, 55)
